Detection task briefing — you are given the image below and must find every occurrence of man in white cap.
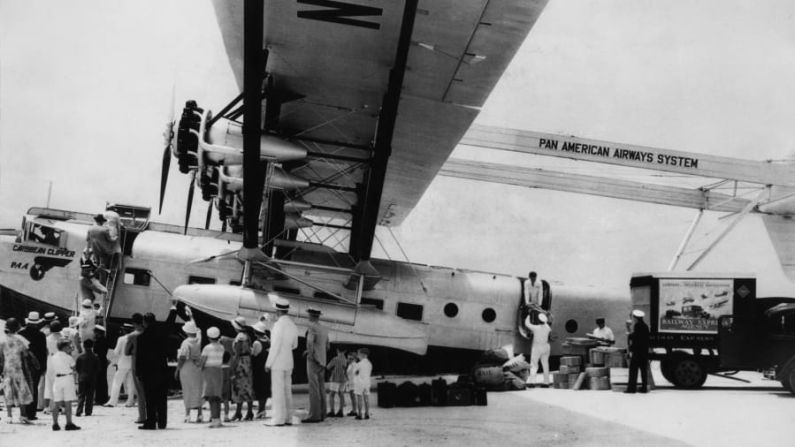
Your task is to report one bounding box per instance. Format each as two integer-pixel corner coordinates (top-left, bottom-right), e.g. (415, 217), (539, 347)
(525, 313), (552, 388)
(265, 297), (299, 426)
(625, 310), (650, 394)
(302, 308), (329, 423)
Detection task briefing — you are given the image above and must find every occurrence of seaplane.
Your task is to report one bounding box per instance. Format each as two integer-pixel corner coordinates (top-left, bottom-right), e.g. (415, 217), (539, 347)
(4, 1), (795, 384)
(0, 0), (634, 375)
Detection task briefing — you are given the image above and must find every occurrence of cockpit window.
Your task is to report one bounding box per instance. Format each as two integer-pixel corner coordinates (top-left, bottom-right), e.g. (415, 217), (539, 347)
(27, 222), (64, 247)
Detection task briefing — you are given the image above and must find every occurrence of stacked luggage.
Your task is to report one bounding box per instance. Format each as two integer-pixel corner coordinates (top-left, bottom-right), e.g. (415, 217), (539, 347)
(378, 376), (487, 408)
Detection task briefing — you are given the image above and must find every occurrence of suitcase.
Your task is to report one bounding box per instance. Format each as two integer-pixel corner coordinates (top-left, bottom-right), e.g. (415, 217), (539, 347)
(431, 377), (448, 406)
(395, 381), (419, 407)
(377, 381), (396, 408)
(473, 386), (488, 406)
(446, 387), (472, 406)
(417, 383), (432, 406)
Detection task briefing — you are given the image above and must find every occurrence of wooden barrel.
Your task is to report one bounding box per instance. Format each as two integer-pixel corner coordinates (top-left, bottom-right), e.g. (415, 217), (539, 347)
(588, 376), (611, 390)
(585, 366), (610, 378)
(559, 365), (581, 375)
(560, 356), (582, 367)
(589, 348), (607, 366)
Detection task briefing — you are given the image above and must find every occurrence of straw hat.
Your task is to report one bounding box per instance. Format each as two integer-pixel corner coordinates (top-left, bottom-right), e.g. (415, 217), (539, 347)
(182, 321), (199, 335)
(25, 311), (43, 325)
(231, 316), (247, 331)
(274, 297), (290, 311)
(81, 299), (93, 308)
(252, 320), (268, 334)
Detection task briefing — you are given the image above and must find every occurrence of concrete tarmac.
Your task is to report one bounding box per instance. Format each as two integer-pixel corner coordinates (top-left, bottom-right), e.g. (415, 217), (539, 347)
(2, 369), (791, 447)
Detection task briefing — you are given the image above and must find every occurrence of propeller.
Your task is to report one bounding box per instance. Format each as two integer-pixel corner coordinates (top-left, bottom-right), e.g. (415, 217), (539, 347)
(159, 84), (177, 214)
(184, 171), (196, 235)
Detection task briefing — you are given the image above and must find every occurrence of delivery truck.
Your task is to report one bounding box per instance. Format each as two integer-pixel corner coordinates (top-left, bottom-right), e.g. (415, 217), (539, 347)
(630, 272), (795, 393)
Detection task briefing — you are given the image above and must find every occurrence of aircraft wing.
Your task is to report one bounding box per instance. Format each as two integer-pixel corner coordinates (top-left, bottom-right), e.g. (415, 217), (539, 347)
(211, 0), (548, 257)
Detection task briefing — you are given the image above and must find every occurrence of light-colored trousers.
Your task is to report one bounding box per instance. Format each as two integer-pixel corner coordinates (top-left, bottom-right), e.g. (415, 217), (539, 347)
(529, 344), (551, 385)
(270, 369), (293, 425)
(108, 365), (135, 405)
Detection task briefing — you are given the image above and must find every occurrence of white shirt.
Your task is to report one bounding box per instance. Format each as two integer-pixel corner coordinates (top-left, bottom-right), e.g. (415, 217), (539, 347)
(51, 351), (75, 375)
(592, 326), (614, 342)
(114, 334), (132, 368)
(524, 279), (543, 306)
(354, 358), (372, 388)
(527, 322), (551, 348)
(265, 314), (299, 371)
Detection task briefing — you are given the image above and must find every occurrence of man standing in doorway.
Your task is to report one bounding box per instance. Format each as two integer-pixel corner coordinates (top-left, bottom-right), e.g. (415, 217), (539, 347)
(265, 298), (299, 426)
(302, 308), (329, 423)
(524, 271), (543, 309)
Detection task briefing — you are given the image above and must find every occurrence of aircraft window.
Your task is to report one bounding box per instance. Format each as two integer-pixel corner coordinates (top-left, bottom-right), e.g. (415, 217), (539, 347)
(565, 319), (578, 334)
(396, 302), (423, 321)
(443, 303), (459, 318)
(482, 308), (496, 323)
(229, 280), (242, 286)
(123, 268), (150, 286)
(188, 275), (216, 285)
(361, 297), (384, 310)
(274, 286), (301, 295)
(28, 223), (63, 247)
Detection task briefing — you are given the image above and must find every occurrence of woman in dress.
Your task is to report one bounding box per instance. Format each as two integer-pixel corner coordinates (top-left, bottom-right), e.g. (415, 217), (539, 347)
(175, 320), (203, 423)
(43, 320), (63, 412)
(229, 316), (254, 421)
(200, 327), (225, 428)
(0, 318), (37, 424)
(251, 317), (271, 419)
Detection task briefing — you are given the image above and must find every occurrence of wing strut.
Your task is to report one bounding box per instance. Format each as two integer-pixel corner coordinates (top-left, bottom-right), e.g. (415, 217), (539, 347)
(351, 0), (418, 268)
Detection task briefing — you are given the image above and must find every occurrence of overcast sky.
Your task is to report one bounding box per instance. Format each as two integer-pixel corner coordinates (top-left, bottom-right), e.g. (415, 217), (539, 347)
(2, 0), (795, 295)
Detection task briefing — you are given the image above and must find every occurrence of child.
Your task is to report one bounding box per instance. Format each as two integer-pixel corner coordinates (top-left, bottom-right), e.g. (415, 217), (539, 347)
(200, 327), (225, 428)
(353, 348), (372, 420)
(345, 351), (358, 416)
(75, 339), (98, 417)
(325, 346), (347, 417)
(51, 339), (80, 431)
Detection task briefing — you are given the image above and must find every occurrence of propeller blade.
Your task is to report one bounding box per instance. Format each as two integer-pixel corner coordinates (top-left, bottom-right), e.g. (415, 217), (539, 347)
(158, 144), (171, 214)
(184, 171), (196, 235)
(205, 200), (213, 230)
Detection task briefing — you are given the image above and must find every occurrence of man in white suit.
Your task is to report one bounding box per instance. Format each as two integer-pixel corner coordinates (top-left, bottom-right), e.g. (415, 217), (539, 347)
(265, 297), (299, 426)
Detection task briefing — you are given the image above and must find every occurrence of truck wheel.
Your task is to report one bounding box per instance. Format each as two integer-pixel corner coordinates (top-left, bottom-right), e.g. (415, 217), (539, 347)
(781, 366), (795, 394)
(670, 355), (707, 389)
(660, 358), (676, 384)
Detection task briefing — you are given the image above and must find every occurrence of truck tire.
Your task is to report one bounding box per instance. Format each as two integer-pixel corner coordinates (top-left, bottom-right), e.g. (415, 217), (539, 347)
(660, 358), (676, 384)
(781, 365), (795, 394)
(669, 354), (707, 389)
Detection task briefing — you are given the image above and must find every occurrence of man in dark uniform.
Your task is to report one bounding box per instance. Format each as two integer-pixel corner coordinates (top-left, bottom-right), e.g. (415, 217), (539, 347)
(126, 313), (147, 424)
(135, 313), (169, 429)
(92, 325), (110, 404)
(625, 309), (650, 394)
(19, 312), (47, 420)
(302, 308), (329, 423)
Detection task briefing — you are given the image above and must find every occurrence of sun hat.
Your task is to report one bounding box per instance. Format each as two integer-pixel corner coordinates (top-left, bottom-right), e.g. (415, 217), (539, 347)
(231, 316), (247, 331)
(207, 326), (220, 339)
(252, 320), (268, 334)
(182, 321), (199, 334)
(82, 299), (93, 308)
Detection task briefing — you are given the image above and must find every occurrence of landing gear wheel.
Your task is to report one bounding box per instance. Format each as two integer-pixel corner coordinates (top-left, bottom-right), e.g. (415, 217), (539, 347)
(670, 355), (707, 389)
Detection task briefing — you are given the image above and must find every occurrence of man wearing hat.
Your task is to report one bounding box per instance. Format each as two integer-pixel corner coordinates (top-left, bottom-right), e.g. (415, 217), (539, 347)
(20, 312), (47, 420)
(265, 297), (299, 426)
(106, 323), (136, 407)
(92, 324), (110, 404)
(525, 313), (552, 388)
(589, 317), (615, 345)
(302, 308), (329, 423)
(86, 213), (114, 273)
(625, 309), (650, 394)
(78, 299), (99, 342)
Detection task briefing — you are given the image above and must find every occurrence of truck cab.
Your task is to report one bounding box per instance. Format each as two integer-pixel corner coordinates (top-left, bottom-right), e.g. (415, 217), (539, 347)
(718, 299), (795, 393)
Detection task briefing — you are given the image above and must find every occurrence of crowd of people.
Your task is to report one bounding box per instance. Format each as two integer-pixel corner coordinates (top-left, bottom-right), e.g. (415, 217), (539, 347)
(0, 297), (375, 432)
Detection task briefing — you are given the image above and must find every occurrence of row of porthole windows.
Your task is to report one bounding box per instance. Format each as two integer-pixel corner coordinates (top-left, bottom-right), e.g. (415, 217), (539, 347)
(443, 301), (579, 333)
(443, 302), (496, 323)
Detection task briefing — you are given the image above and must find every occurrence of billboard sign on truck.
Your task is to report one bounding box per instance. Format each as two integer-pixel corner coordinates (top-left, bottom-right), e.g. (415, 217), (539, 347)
(658, 278), (733, 333)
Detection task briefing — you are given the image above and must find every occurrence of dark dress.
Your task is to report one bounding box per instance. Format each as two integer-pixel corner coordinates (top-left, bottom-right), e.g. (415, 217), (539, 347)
(19, 325), (46, 418)
(251, 337), (270, 402)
